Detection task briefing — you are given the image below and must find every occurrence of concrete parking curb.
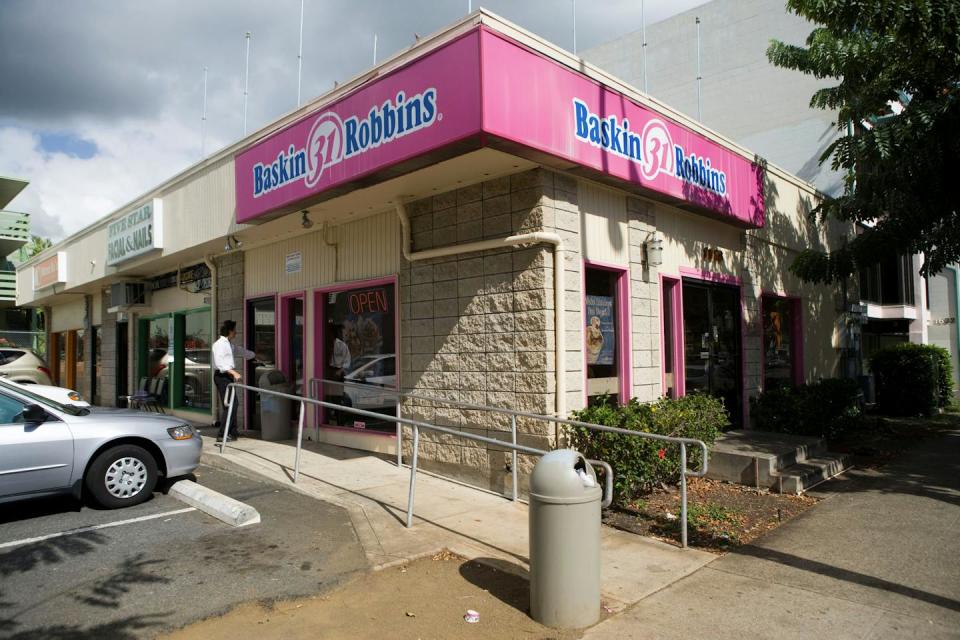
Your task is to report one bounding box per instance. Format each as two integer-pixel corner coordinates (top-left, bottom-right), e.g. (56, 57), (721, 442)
(168, 479), (261, 527)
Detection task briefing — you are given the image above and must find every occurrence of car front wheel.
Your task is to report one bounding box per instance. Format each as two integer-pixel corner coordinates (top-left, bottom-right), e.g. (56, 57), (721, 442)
(85, 444), (158, 509)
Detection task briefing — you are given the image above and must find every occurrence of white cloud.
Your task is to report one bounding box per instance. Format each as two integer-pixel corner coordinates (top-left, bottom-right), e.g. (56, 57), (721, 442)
(0, 0), (709, 242)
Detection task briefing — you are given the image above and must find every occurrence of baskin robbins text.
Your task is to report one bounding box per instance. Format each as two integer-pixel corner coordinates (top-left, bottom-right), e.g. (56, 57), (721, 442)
(572, 98), (727, 196)
(252, 88), (439, 198)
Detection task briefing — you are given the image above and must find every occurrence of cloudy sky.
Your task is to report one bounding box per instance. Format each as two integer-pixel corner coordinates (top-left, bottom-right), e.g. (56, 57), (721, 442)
(0, 0), (708, 241)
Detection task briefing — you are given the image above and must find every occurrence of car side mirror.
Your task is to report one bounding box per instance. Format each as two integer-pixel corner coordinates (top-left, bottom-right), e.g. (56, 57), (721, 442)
(23, 404), (47, 424)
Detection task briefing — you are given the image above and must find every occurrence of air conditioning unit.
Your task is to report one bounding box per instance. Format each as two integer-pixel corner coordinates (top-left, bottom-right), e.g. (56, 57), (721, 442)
(109, 281), (149, 311)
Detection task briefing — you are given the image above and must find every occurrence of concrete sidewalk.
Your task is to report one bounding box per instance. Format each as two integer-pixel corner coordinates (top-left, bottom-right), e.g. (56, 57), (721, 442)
(582, 430), (960, 639)
(200, 435), (714, 612)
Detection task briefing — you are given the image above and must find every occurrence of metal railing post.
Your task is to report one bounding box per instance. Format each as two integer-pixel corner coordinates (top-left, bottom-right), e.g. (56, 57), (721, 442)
(680, 443), (688, 549)
(294, 400), (306, 483)
(511, 414), (518, 502)
(406, 425), (420, 528)
(396, 395), (402, 468)
(219, 386), (236, 454)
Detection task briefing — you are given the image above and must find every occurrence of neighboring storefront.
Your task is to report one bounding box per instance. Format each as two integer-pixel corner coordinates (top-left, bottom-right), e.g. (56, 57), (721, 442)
(15, 11), (854, 487)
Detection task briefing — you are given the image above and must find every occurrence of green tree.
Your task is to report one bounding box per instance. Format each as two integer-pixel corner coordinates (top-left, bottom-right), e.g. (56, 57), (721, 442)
(767, 0), (960, 282)
(27, 235), (53, 257)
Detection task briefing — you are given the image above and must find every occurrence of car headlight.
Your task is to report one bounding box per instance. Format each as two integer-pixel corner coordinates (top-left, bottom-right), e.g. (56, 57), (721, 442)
(167, 425), (196, 440)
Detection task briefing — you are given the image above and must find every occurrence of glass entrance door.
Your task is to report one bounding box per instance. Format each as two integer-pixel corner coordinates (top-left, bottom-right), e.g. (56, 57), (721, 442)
(682, 280), (742, 425)
(246, 297), (277, 432)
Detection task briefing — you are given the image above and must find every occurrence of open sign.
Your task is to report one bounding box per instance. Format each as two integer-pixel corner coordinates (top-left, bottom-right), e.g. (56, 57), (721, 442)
(349, 289), (389, 315)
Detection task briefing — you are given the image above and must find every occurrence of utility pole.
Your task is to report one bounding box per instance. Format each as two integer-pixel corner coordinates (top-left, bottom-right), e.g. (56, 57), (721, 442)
(243, 32), (251, 135)
(641, 0), (648, 93)
(696, 16), (703, 120)
(201, 65), (208, 158)
(297, 0), (305, 106)
(373, 33), (378, 66)
(572, 0), (577, 54)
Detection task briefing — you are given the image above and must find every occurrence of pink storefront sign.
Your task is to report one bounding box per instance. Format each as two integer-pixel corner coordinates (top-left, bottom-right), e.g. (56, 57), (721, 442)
(479, 29), (765, 227)
(235, 25), (765, 227)
(235, 31), (483, 223)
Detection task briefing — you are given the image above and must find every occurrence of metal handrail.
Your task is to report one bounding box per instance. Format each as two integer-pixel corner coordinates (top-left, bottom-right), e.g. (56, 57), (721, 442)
(310, 377), (710, 548)
(219, 382), (613, 529)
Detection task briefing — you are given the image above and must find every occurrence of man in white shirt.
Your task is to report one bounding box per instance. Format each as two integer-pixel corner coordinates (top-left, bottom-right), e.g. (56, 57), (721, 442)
(213, 320), (254, 441)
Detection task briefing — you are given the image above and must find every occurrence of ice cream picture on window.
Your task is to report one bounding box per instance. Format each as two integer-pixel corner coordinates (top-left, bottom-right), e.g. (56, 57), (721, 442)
(585, 295), (616, 366)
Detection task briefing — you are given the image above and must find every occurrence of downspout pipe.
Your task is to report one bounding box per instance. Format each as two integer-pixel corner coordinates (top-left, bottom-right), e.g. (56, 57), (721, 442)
(395, 201), (567, 418)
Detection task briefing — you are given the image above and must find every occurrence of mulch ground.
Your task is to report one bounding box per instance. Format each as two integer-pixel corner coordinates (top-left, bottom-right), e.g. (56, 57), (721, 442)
(602, 477), (818, 553)
(602, 410), (960, 553)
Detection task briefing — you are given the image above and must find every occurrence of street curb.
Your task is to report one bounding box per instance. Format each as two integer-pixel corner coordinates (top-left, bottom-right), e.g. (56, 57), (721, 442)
(168, 479), (261, 527)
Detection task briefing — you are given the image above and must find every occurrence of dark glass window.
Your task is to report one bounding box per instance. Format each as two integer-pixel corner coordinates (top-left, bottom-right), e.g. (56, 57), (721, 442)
(762, 296), (798, 390)
(585, 268), (621, 404)
(322, 283), (397, 433)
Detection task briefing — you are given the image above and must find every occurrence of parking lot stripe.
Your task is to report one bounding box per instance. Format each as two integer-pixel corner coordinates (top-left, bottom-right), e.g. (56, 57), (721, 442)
(0, 507), (197, 550)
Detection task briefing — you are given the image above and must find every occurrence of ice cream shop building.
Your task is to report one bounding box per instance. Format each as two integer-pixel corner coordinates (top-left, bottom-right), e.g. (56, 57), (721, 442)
(16, 11), (853, 488)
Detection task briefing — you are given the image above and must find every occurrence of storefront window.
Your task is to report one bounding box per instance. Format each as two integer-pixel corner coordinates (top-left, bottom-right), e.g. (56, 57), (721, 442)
(92, 326), (101, 405)
(76, 328), (86, 397)
(585, 267), (624, 405)
(144, 316), (172, 406)
(762, 296), (800, 390)
(321, 282), (397, 433)
(178, 310), (212, 410)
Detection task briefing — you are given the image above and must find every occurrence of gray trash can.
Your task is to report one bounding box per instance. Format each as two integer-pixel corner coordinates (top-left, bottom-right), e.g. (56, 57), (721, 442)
(529, 449), (602, 629)
(258, 369), (293, 441)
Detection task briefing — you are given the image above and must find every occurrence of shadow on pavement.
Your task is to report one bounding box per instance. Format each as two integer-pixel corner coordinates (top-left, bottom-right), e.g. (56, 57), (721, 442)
(734, 544), (960, 613)
(459, 557), (531, 614)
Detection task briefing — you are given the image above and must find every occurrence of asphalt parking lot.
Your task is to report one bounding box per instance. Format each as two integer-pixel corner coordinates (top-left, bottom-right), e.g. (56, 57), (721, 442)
(0, 462), (368, 639)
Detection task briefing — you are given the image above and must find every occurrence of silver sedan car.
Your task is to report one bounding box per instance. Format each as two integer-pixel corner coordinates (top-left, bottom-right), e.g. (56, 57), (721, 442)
(0, 380), (202, 509)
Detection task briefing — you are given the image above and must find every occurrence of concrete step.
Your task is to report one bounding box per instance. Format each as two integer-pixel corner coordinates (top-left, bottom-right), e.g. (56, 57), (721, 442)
(772, 453), (851, 495)
(706, 429), (828, 490)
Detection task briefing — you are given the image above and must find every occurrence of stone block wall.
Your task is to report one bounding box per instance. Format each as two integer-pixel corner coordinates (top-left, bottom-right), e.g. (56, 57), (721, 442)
(98, 290), (118, 406)
(626, 197), (661, 403)
(216, 251), (245, 427)
(398, 169), (563, 492)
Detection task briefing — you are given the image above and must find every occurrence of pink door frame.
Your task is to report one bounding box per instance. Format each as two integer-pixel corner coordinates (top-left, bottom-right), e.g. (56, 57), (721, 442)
(659, 274), (685, 397)
(669, 267), (748, 422)
(759, 292), (805, 389)
(311, 275), (399, 437)
(278, 291), (307, 390)
(582, 260), (632, 404)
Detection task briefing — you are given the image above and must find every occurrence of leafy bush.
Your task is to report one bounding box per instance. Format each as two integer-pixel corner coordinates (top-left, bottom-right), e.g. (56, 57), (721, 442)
(870, 343), (954, 416)
(568, 394), (728, 506)
(751, 378), (862, 439)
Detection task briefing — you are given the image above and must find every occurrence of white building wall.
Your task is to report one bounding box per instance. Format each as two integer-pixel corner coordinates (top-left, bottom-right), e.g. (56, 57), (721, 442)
(582, 0), (844, 196)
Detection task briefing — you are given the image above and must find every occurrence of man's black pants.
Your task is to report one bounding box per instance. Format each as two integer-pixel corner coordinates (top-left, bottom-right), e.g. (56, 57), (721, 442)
(214, 372), (237, 438)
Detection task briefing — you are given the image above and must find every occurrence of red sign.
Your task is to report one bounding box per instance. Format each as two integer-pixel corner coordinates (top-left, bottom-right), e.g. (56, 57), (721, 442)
(33, 252), (66, 290)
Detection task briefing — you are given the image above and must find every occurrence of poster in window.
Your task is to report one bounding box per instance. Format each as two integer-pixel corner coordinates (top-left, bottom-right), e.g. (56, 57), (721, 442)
(585, 294), (615, 365)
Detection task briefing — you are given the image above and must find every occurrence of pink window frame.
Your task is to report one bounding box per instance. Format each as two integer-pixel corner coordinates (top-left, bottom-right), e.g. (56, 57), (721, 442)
(675, 267), (748, 421)
(582, 260), (632, 405)
(278, 291), (307, 390)
(659, 274), (684, 397)
(242, 292), (278, 431)
(759, 292), (804, 389)
(312, 275), (400, 437)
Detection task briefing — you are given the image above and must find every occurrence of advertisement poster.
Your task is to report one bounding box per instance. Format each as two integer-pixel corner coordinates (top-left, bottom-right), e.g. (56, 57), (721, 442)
(585, 295), (615, 365)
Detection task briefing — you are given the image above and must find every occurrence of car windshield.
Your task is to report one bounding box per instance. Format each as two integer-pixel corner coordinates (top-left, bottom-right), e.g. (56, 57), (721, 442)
(0, 379), (89, 416)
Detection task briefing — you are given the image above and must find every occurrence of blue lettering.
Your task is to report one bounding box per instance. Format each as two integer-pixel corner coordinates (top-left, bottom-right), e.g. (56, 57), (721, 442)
(422, 89), (436, 123)
(675, 146), (685, 178)
(574, 100), (589, 139)
(345, 118), (359, 155)
(254, 165), (264, 194)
